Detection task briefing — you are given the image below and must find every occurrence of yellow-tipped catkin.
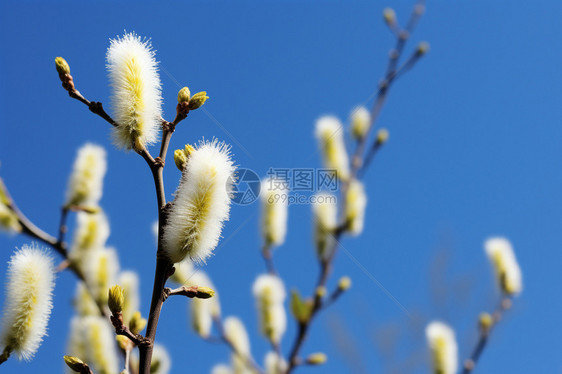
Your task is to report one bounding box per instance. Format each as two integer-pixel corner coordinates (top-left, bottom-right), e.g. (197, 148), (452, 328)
(479, 312), (493, 333)
(67, 316), (119, 374)
(69, 211), (110, 265)
(174, 149), (188, 171)
(350, 106), (370, 141)
(315, 116), (350, 181)
(252, 274), (286, 344)
(345, 179), (367, 236)
(65, 143), (107, 208)
(223, 316), (250, 358)
(73, 282), (100, 316)
(425, 321), (457, 374)
(484, 237), (522, 295)
(163, 140), (235, 264)
(383, 8), (396, 25)
(261, 177), (289, 247)
(264, 351), (287, 374)
(417, 41), (430, 55)
(0, 245), (55, 361)
(106, 32), (163, 150)
(83, 248), (120, 307)
(0, 181), (21, 233)
(312, 193), (337, 260)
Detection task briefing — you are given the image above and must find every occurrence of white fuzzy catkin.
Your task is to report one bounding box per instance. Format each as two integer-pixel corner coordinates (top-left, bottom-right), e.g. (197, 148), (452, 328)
(73, 282), (100, 317)
(252, 274), (286, 344)
(106, 32), (162, 150)
(0, 245), (55, 361)
(169, 259), (194, 286)
(163, 140), (236, 264)
(264, 352), (287, 374)
(70, 212), (110, 262)
(65, 143), (107, 207)
(484, 237), (522, 295)
(350, 106), (370, 140)
(312, 193), (337, 260)
(223, 316), (250, 356)
(190, 271), (221, 338)
(345, 179), (367, 236)
(151, 344), (171, 374)
(211, 365), (234, 374)
(117, 271), (140, 323)
(315, 116), (350, 181)
(260, 177), (288, 247)
(83, 248), (120, 306)
(68, 316), (119, 374)
(425, 321), (458, 374)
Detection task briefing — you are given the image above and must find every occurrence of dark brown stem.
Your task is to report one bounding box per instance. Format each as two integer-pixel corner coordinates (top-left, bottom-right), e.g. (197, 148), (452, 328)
(0, 347), (11, 365)
(57, 206), (70, 245)
(462, 297), (512, 374)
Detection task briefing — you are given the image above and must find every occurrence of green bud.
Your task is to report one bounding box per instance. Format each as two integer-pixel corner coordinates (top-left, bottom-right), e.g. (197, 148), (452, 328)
(188, 91), (209, 110)
(383, 8), (396, 26)
(417, 41), (430, 55)
(196, 286), (215, 299)
(376, 128), (389, 145)
(63, 355), (86, 372)
(174, 149), (188, 171)
(291, 290), (312, 323)
(338, 276), (352, 291)
(55, 57), (71, 75)
(178, 87), (191, 103)
(108, 285), (124, 315)
(306, 352), (328, 365)
(129, 311), (147, 334)
(479, 312), (493, 333)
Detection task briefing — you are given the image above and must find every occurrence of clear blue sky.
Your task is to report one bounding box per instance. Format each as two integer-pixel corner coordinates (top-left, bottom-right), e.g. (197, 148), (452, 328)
(1, 1), (561, 373)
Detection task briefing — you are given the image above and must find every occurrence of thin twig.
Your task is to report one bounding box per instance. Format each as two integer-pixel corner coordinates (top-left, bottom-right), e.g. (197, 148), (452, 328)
(285, 2), (426, 371)
(462, 297), (512, 374)
(262, 244), (277, 275)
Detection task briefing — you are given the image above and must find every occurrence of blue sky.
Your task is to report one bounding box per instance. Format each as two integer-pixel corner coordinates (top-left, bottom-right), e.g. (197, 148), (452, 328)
(1, 1), (561, 373)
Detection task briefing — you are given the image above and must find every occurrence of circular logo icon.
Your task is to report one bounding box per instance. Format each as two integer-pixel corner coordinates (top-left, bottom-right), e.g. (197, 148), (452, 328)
(229, 168), (261, 205)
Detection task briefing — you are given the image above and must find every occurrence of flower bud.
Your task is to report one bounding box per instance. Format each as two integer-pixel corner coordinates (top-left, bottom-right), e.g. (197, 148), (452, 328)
(315, 286), (327, 299)
(306, 352), (327, 365)
(55, 57), (71, 75)
(417, 41), (430, 55)
(108, 285), (124, 315)
(116, 335), (132, 350)
(338, 276), (352, 291)
(290, 290), (311, 324)
(129, 311), (147, 335)
(350, 106), (370, 141)
(383, 8), (396, 26)
(174, 149), (188, 171)
(196, 287), (215, 299)
(177, 87), (191, 103)
(188, 91), (209, 110)
(64, 355), (86, 372)
(478, 312), (493, 333)
(376, 128), (389, 145)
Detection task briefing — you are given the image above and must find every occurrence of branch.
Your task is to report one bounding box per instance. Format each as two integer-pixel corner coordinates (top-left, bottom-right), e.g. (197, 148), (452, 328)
(462, 297), (513, 374)
(285, 2), (427, 371)
(163, 285), (215, 300)
(261, 244), (277, 275)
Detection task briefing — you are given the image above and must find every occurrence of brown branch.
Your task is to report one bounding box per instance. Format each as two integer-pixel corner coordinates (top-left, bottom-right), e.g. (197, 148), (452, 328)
(262, 244), (277, 275)
(285, 2), (426, 371)
(462, 297), (513, 374)
(163, 285), (215, 299)
(0, 347), (11, 365)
